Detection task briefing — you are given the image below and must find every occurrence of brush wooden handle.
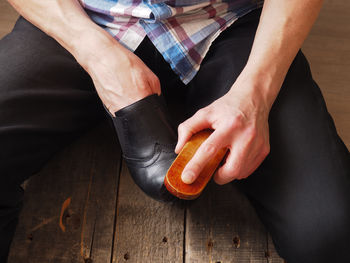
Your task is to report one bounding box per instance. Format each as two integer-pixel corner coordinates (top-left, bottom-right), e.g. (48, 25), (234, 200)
(164, 130), (227, 200)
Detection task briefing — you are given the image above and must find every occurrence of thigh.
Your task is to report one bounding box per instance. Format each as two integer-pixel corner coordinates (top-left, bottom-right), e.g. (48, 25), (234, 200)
(0, 17), (106, 185)
(237, 52), (350, 262)
(185, 8), (350, 263)
(0, 17), (105, 261)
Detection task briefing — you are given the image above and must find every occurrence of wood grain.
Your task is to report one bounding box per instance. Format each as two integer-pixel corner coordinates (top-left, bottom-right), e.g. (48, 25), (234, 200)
(266, 235), (285, 263)
(8, 123), (122, 263)
(112, 162), (185, 263)
(185, 182), (273, 263)
(2, 0), (349, 262)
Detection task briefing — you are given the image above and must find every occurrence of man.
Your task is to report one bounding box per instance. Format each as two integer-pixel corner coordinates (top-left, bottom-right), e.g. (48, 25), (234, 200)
(0, 0), (349, 262)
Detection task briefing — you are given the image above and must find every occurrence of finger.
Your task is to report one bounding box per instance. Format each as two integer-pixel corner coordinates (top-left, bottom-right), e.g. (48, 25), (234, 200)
(237, 143), (270, 179)
(214, 150), (239, 185)
(181, 129), (226, 184)
(214, 136), (265, 184)
(175, 110), (211, 153)
(146, 74), (161, 95)
(238, 158), (261, 180)
(214, 137), (250, 185)
(151, 77), (161, 95)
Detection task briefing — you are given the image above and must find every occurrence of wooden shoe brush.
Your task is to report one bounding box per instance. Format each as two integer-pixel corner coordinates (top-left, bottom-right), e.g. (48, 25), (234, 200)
(164, 130), (227, 200)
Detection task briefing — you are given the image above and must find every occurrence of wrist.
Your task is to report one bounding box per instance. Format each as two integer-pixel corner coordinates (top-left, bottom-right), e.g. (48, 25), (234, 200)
(70, 27), (126, 72)
(231, 65), (284, 110)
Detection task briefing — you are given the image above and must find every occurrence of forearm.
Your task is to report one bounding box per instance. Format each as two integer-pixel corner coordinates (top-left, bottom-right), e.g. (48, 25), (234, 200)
(177, 1), (324, 184)
(7, 0), (124, 68)
(231, 0), (323, 109)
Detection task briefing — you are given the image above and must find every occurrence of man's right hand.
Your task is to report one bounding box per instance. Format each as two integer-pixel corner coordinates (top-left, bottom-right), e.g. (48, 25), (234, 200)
(8, 0), (160, 116)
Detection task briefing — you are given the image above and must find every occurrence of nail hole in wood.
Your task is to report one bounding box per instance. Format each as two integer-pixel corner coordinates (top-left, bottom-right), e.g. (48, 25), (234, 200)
(84, 258), (92, 263)
(124, 253), (130, 261)
(207, 239), (214, 249)
(27, 233), (33, 241)
(233, 236), (240, 248)
(265, 251), (271, 258)
(162, 236), (168, 243)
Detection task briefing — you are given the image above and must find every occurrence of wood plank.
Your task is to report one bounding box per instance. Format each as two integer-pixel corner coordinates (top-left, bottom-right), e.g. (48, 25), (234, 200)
(8, 122), (122, 263)
(2, 0), (349, 262)
(0, 0), (18, 39)
(80, 124), (121, 263)
(266, 235), (285, 263)
(185, 182), (273, 263)
(112, 162), (185, 263)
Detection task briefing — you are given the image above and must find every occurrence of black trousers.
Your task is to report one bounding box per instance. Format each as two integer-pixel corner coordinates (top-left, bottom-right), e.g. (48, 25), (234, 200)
(1, 9), (349, 263)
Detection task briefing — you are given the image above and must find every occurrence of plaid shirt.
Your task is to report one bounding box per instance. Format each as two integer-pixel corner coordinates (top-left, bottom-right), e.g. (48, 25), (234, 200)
(80, 0), (263, 84)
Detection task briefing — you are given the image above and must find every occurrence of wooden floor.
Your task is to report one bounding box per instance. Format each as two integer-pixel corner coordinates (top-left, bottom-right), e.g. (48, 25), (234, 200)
(1, 0), (349, 262)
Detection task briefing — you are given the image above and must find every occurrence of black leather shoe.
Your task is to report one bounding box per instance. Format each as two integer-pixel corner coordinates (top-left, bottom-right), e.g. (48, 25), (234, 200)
(112, 94), (178, 202)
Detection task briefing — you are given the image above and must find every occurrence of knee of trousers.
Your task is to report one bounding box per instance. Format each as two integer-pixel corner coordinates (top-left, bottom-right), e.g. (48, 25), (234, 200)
(0, 123), (51, 184)
(273, 200), (350, 263)
(0, 23), (99, 182)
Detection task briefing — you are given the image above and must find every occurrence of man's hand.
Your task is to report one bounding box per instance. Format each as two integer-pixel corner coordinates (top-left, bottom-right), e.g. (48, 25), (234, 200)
(81, 41), (160, 116)
(8, 0), (160, 116)
(175, 0), (323, 185)
(175, 74), (271, 185)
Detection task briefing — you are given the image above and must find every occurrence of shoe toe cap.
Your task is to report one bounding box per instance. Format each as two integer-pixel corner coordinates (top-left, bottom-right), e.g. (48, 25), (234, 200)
(125, 149), (177, 202)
